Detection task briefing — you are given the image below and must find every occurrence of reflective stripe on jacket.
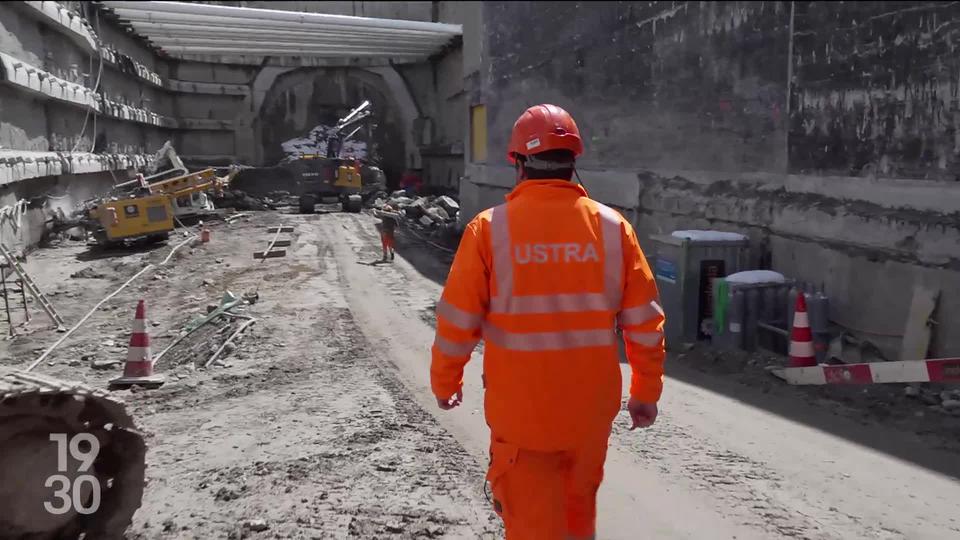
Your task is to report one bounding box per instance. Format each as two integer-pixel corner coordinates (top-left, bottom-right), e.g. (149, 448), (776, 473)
(430, 180), (665, 451)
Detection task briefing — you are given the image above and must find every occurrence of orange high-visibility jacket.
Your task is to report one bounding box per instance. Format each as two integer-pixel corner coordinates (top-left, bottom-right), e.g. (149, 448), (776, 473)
(431, 180), (666, 451)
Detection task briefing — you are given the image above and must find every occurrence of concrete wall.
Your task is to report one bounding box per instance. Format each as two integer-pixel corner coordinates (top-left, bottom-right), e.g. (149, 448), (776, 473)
(790, 2), (960, 179)
(458, 1), (960, 358)
(0, 2), (174, 155)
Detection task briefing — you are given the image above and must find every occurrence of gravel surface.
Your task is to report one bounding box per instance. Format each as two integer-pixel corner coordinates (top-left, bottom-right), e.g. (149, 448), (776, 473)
(3, 209), (959, 539)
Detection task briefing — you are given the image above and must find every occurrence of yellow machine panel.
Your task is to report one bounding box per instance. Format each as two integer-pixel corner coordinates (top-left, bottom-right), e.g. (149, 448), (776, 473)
(334, 165), (362, 189)
(95, 194), (174, 242)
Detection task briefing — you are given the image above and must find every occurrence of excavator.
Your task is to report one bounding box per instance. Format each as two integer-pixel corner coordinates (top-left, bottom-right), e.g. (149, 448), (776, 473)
(230, 100), (387, 212)
(281, 100), (385, 214)
(50, 146), (238, 247)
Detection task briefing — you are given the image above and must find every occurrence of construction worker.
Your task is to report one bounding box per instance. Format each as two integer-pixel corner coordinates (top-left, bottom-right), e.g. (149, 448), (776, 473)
(375, 204), (399, 261)
(430, 104), (665, 539)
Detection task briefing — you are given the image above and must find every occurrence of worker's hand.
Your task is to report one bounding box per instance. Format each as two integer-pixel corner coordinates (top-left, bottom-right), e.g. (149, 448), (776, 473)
(436, 388), (463, 410)
(627, 398), (658, 430)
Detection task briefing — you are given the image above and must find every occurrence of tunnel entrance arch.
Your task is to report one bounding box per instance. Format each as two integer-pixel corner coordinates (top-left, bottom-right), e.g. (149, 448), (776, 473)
(252, 66), (420, 189)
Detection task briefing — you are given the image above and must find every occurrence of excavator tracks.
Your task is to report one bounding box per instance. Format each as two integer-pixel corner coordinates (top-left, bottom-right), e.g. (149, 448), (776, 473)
(0, 370), (146, 539)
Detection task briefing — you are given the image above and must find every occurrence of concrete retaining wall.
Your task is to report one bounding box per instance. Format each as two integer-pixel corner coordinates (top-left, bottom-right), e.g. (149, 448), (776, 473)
(463, 1), (960, 357)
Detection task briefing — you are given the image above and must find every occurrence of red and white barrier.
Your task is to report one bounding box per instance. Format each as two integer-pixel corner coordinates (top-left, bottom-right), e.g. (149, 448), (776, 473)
(770, 357), (960, 385)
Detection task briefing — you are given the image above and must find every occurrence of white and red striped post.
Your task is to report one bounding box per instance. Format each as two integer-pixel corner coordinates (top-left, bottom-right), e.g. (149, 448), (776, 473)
(788, 293), (817, 368)
(109, 300), (165, 390)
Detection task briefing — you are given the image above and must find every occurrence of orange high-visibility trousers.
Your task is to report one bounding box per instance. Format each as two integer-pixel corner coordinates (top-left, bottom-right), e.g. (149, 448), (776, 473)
(380, 230), (395, 251)
(487, 434), (608, 540)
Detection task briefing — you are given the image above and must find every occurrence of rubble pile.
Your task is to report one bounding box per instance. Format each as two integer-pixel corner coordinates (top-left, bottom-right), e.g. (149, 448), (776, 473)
(212, 190), (278, 211)
(373, 191), (462, 248)
(905, 385), (960, 414)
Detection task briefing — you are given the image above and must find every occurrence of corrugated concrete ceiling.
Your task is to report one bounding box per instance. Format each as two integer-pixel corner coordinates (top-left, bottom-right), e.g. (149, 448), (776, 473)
(99, 1), (462, 65)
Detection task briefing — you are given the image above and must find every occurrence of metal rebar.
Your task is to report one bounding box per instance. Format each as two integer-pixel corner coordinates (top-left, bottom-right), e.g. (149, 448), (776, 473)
(204, 316), (256, 368)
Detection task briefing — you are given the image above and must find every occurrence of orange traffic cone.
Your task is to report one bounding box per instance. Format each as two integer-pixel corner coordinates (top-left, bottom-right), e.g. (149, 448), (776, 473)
(788, 293), (817, 368)
(109, 300), (165, 390)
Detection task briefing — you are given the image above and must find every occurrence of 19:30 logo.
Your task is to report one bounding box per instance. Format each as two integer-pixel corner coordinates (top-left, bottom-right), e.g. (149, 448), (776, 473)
(45, 434), (101, 515)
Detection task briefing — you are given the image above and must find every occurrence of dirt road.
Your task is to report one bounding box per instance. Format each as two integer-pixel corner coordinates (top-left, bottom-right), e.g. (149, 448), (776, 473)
(4, 209), (960, 539)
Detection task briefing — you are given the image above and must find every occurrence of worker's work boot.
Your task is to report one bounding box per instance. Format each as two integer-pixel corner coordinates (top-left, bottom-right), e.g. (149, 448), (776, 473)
(390, 250), (395, 261)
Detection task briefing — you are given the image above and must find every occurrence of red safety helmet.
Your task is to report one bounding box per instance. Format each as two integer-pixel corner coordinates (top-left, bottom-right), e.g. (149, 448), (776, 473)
(507, 104), (584, 163)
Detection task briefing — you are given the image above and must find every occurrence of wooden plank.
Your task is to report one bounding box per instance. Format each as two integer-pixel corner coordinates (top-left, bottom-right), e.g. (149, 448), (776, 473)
(253, 249), (286, 259)
(266, 226), (294, 233)
(271, 239), (292, 247)
(899, 285), (939, 362)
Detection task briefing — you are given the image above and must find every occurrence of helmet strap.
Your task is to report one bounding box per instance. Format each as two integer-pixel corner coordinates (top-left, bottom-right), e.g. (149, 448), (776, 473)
(574, 167), (590, 194)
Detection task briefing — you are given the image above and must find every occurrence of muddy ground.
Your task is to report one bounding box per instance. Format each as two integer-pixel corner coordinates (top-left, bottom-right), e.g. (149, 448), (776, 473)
(3, 208), (497, 539)
(2, 206), (959, 539)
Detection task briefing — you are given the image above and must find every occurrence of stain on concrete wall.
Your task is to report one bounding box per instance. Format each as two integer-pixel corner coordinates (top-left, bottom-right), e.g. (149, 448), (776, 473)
(0, 93), (48, 151)
(789, 1), (960, 180)
(178, 130), (235, 157)
(443, 1), (482, 76)
(173, 62), (257, 85)
(484, 1), (791, 172)
(0, 3), (48, 67)
(177, 93), (246, 120)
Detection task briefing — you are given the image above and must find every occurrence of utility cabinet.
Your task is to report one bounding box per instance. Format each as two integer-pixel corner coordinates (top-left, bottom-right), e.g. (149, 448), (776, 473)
(649, 231), (750, 348)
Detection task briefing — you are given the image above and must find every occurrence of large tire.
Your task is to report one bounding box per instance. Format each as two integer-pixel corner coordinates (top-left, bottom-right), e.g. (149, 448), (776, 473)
(299, 194), (316, 214)
(0, 370), (147, 539)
